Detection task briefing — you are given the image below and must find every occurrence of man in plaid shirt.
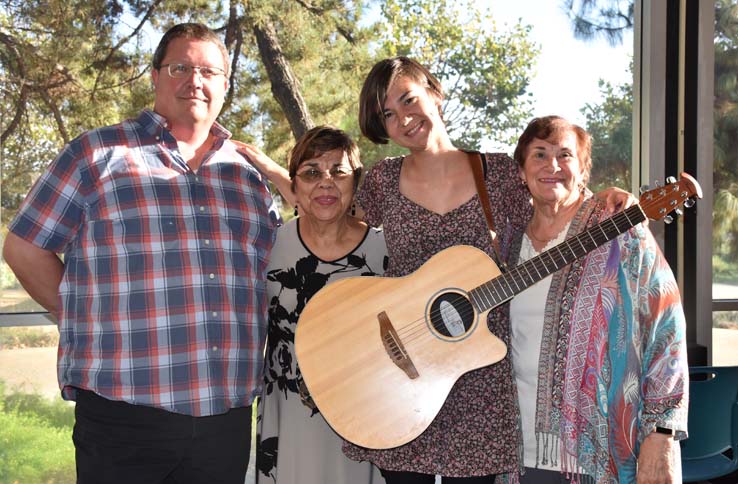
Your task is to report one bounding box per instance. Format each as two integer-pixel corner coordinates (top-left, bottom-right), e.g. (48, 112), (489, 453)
(3, 23), (280, 483)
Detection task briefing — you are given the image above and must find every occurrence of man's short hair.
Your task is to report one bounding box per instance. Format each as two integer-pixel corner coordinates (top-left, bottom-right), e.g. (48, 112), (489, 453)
(152, 23), (230, 77)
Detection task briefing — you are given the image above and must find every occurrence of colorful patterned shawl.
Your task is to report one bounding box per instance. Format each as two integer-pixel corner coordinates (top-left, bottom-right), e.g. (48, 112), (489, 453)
(509, 196), (689, 483)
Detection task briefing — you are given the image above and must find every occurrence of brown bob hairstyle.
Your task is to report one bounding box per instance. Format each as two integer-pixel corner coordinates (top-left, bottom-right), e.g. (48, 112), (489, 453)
(359, 56), (444, 145)
(513, 115), (593, 187)
(288, 126), (363, 192)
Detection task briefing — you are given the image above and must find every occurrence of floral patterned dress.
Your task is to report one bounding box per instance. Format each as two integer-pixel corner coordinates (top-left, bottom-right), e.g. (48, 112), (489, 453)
(343, 153), (532, 477)
(256, 219), (388, 484)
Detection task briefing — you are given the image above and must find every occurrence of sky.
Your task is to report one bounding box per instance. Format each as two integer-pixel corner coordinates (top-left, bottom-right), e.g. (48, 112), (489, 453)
(480, 0), (633, 150)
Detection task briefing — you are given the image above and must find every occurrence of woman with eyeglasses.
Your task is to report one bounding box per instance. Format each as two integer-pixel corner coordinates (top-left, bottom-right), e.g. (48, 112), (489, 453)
(236, 126), (387, 484)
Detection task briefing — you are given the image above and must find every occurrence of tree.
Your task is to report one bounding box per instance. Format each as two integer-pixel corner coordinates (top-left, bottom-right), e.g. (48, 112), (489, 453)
(713, 0), (738, 261)
(1, 0), (539, 221)
(563, 0), (738, 262)
(564, 0), (633, 46)
(378, 0), (538, 149)
(580, 78), (632, 193)
(1, 0), (155, 225)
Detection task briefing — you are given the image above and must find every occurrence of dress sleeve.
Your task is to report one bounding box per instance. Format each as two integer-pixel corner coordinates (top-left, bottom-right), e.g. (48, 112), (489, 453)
(485, 153), (531, 231)
(356, 159), (385, 229)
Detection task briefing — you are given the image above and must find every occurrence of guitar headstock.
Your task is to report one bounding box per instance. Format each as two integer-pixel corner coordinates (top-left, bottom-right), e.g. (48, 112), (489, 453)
(639, 172), (703, 222)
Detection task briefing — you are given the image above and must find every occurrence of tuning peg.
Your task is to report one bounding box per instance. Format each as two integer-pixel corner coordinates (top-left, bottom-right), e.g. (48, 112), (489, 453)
(640, 185), (651, 194)
(684, 198), (695, 208)
(666, 176), (677, 184)
(674, 208), (683, 217)
(654, 180), (662, 187)
(664, 214), (674, 224)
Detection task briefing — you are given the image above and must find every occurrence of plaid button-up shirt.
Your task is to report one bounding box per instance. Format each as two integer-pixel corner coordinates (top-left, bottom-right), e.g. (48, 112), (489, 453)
(9, 110), (280, 416)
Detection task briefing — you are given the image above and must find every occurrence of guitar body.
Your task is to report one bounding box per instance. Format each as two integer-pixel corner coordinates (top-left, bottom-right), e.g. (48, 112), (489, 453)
(294, 245), (507, 450)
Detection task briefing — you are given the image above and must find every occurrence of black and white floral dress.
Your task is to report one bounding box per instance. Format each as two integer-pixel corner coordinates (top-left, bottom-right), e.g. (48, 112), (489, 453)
(256, 218), (388, 484)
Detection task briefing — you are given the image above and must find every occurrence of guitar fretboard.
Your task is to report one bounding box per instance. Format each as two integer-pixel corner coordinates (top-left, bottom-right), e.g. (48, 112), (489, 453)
(470, 204), (646, 312)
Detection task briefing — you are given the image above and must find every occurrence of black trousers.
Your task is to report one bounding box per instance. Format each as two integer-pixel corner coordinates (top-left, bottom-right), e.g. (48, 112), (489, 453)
(73, 388), (251, 484)
(380, 469), (496, 484)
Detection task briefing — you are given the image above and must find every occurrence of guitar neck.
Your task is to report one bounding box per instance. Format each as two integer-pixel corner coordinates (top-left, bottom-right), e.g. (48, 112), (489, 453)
(470, 204), (646, 312)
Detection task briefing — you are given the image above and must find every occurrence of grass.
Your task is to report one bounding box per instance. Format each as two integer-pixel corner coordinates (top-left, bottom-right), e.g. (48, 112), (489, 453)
(714, 311), (738, 330)
(0, 326), (58, 350)
(713, 255), (738, 285)
(0, 383), (75, 484)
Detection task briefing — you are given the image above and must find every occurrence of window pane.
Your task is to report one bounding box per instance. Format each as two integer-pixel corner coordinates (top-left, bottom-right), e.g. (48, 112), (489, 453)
(0, 267), (46, 315)
(713, 0), (738, 302)
(712, 311), (738, 366)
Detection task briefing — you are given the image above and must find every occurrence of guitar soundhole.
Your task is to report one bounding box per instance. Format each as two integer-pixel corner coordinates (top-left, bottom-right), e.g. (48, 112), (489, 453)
(427, 291), (476, 340)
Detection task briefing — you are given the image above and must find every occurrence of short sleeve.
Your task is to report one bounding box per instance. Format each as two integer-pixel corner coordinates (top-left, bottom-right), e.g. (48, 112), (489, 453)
(8, 140), (87, 253)
(487, 153), (532, 231)
(356, 160), (386, 229)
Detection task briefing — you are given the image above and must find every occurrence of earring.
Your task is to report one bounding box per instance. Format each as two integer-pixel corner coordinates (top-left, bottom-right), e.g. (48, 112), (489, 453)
(521, 179), (527, 186)
(294, 205), (298, 217)
(350, 202), (356, 217)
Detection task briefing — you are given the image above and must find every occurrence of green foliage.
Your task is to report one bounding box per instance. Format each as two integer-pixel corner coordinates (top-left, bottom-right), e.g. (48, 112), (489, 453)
(1, 0), (540, 195)
(713, 252), (738, 284)
(0, 383), (75, 483)
(714, 0), (738, 194)
(580, 78), (632, 193)
(713, 185), (738, 262)
(379, 0), (538, 148)
(566, 0), (738, 265)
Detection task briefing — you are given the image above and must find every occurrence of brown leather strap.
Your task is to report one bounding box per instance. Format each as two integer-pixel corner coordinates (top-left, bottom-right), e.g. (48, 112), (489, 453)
(468, 152), (507, 271)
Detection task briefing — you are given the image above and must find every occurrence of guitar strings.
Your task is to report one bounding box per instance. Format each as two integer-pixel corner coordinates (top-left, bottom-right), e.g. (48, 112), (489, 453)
(395, 208), (635, 342)
(390, 192), (683, 345)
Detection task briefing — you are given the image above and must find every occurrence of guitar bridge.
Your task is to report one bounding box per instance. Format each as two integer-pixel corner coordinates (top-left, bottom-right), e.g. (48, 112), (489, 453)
(378, 311), (419, 379)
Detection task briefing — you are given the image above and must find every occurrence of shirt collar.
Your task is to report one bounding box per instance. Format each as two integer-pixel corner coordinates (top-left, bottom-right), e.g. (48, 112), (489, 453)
(136, 109), (232, 140)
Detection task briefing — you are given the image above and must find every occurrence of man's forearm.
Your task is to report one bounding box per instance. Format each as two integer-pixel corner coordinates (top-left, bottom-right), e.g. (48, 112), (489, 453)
(3, 232), (64, 318)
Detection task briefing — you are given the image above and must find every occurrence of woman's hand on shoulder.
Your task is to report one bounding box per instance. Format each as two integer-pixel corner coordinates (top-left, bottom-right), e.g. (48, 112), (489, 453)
(232, 140), (295, 207)
(595, 186), (639, 213)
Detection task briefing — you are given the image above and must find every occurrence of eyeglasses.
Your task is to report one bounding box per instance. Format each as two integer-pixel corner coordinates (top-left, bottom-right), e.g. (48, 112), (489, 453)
(160, 63), (226, 79)
(295, 166), (354, 183)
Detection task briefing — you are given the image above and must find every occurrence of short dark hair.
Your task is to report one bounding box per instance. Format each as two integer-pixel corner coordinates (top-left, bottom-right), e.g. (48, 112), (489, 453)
(152, 23), (230, 77)
(359, 56), (444, 145)
(288, 126), (363, 192)
(513, 115), (593, 186)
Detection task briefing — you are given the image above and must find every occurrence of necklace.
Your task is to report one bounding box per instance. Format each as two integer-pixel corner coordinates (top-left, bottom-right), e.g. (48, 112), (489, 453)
(526, 221), (572, 246)
(525, 228), (554, 244)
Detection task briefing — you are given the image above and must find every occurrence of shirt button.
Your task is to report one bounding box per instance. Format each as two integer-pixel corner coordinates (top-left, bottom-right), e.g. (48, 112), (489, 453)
(212, 312), (218, 317)
(204, 239), (211, 245)
(199, 206), (206, 212)
(211, 346), (219, 352)
(209, 273), (215, 280)
(194, 176), (200, 182)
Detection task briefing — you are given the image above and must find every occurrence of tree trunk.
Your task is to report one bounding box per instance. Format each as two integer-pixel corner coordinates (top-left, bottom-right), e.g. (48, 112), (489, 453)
(253, 19), (314, 139)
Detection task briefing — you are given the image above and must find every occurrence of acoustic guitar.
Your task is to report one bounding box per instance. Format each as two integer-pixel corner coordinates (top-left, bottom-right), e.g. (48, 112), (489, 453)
(294, 173), (701, 450)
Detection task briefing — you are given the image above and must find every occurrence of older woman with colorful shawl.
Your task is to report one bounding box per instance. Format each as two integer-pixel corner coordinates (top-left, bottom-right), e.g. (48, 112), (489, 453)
(508, 116), (688, 484)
